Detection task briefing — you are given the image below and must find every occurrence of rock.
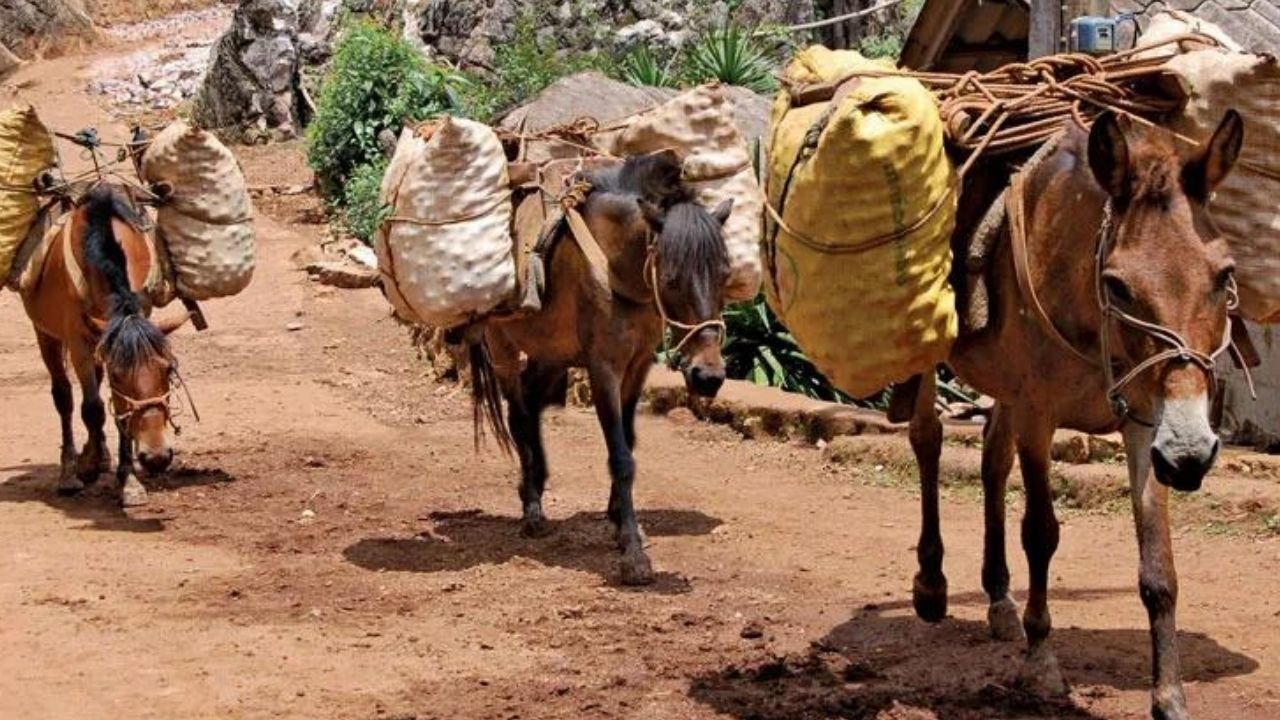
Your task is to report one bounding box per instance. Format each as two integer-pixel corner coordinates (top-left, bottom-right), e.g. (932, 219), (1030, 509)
(192, 0), (333, 140)
(740, 620), (765, 639)
(287, 321), (306, 332)
(666, 407), (698, 425)
(497, 72), (774, 162)
(345, 245), (378, 270)
(403, 0), (809, 71)
(0, 1), (96, 61)
(305, 260), (380, 290)
(1052, 435), (1091, 465)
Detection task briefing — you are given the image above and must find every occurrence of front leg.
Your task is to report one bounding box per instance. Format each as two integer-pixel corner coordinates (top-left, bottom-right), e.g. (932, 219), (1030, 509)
(1125, 425), (1188, 720)
(908, 373), (948, 622)
(115, 418), (147, 507)
(70, 349), (111, 483)
(589, 363), (653, 586)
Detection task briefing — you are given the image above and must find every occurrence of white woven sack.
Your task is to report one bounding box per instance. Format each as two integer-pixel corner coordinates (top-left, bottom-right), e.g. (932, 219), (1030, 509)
(605, 84), (764, 303)
(375, 117), (515, 328)
(142, 121), (255, 301)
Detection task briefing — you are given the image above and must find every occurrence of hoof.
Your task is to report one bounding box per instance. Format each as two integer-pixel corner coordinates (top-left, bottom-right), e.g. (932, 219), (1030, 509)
(912, 571), (948, 623)
(620, 549), (655, 586)
(988, 597), (1025, 642)
(1152, 686), (1190, 720)
(520, 516), (552, 538)
(1018, 642), (1068, 697)
(75, 462), (101, 484)
(120, 478), (149, 508)
(56, 476), (86, 496)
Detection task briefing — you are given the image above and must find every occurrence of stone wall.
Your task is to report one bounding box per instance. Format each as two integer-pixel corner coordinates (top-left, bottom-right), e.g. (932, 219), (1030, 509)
(401, 0), (814, 70)
(1109, 0), (1280, 53)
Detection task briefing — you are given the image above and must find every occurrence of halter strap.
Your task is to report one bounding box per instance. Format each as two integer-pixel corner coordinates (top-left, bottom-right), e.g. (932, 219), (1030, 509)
(644, 248), (727, 361)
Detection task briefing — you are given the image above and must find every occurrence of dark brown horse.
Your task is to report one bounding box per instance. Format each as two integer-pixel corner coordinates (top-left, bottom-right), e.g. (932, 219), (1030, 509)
(21, 185), (189, 506)
(901, 111), (1243, 720)
(471, 151), (731, 585)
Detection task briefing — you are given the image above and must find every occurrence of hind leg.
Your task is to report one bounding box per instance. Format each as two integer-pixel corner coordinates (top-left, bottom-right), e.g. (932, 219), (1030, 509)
(1016, 421), (1067, 696)
(908, 373), (948, 622)
(513, 363), (559, 538)
(982, 404), (1024, 641)
(36, 332), (80, 494)
(69, 345), (111, 484)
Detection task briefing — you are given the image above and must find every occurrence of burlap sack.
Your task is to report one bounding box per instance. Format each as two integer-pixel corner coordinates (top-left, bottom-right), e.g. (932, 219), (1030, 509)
(375, 117), (515, 329)
(142, 120), (255, 301)
(604, 84), (764, 304)
(765, 47), (958, 398)
(0, 104), (55, 284)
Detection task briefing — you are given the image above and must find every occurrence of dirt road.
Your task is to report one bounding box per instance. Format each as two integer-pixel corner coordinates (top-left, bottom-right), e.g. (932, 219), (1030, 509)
(3, 26), (1280, 720)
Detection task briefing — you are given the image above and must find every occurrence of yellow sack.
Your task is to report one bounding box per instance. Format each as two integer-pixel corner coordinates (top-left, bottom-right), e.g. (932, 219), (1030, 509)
(0, 104), (56, 283)
(764, 47), (958, 398)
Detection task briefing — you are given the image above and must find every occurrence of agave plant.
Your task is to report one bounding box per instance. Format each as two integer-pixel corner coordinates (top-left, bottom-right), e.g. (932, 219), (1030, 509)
(680, 24), (778, 94)
(621, 45), (678, 88)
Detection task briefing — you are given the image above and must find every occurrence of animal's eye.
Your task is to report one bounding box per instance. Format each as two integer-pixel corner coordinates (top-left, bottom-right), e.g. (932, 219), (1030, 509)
(1213, 266), (1235, 294)
(1102, 272), (1134, 305)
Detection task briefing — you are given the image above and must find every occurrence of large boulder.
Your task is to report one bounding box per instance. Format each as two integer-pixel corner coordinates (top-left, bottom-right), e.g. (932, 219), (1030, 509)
(191, 0), (337, 140)
(0, 0), (96, 64)
(498, 71), (773, 152)
(403, 0), (814, 70)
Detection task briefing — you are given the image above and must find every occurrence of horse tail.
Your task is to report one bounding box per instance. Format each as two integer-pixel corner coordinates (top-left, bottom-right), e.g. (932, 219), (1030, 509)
(467, 336), (513, 456)
(81, 186), (141, 318)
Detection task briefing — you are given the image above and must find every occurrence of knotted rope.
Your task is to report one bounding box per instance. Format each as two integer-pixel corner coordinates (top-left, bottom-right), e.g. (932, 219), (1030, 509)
(785, 33), (1228, 178)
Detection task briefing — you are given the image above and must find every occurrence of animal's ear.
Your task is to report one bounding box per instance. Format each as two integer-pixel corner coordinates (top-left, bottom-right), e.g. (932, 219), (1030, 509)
(1185, 108), (1244, 201)
(640, 149), (684, 207)
(639, 198), (665, 233)
(710, 198), (734, 225)
(1088, 112), (1131, 200)
(154, 311), (191, 336)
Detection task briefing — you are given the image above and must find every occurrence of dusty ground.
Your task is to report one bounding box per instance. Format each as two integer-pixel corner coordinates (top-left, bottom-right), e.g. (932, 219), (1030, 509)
(3, 21), (1280, 720)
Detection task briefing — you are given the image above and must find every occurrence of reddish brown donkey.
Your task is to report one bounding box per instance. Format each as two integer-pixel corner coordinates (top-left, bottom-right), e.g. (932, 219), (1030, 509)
(902, 111), (1244, 720)
(21, 185), (189, 506)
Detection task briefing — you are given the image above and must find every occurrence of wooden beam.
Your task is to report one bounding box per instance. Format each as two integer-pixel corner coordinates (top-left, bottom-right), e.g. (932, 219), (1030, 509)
(1028, 0), (1061, 58)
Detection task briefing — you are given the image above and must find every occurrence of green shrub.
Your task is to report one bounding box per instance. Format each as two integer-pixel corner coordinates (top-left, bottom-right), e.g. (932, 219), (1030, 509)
(620, 45), (678, 88)
(680, 24), (778, 94)
(456, 15), (612, 122)
(857, 0), (926, 61)
(307, 20), (466, 195)
(342, 159), (389, 245)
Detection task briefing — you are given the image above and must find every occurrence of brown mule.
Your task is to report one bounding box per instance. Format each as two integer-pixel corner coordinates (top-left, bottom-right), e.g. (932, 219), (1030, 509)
(901, 111), (1244, 720)
(20, 185), (189, 507)
(470, 151), (731, 586)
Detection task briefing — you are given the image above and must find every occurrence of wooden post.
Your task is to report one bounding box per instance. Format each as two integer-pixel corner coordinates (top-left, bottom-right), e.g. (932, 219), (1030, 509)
(1029, 0), (1062, 58)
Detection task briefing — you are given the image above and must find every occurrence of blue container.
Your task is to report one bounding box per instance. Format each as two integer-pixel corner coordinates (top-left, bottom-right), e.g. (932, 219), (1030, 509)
(1070, 16), (1117, 55)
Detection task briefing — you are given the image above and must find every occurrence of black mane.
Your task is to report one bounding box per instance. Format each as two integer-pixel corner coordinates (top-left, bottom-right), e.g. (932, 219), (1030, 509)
(82, 185), (170, 371)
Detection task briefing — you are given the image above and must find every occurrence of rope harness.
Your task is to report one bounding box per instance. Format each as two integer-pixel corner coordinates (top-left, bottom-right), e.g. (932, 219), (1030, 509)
(1091, 203), (1254, 426)
(107, 365), (200, 440)
(784, 33), (1244, 180)
(554, 178), (727, 366)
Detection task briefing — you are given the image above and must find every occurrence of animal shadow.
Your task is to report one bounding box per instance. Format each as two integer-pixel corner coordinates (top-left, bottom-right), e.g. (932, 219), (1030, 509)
(690, 593), (1258, 720)
(343, 508), (722, 595)
(0, 462), (236, 532)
